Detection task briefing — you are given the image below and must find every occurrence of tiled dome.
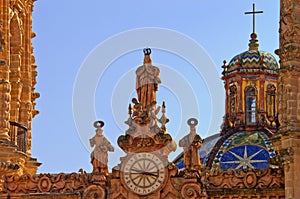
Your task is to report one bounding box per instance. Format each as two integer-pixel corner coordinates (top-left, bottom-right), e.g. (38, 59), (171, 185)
(224, 33), (279, 76)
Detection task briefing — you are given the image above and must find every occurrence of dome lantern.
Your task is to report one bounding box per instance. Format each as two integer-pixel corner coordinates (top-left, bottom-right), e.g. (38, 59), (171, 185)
(221, 5), (279, 132)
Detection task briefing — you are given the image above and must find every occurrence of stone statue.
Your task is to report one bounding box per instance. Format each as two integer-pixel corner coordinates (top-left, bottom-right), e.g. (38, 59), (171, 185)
(90, 121), (114, 173)
(148, 101), (161, 133)
(136, 48), (161, 109)
(179, 118), (202, 170)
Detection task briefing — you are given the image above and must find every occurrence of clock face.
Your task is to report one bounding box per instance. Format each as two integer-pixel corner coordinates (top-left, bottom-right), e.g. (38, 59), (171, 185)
(122, 153), (166, 195)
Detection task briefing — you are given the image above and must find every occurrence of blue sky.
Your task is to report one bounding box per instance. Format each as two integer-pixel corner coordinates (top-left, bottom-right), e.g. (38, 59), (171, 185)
(31, 1), (280, 173)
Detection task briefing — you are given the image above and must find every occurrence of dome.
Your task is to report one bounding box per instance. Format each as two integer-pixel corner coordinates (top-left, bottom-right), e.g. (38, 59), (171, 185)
(224, 33), (279, 76)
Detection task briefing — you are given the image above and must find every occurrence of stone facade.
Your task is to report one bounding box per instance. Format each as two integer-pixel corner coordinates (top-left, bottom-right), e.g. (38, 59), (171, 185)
(272, 0), (300, 198)
(0, 0), (40, 179)
(0, 0), (300, 199)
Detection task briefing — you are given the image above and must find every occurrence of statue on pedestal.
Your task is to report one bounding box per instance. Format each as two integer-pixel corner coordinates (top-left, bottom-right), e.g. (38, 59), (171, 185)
(179, 118), (202, 170)
(136, 48), (161, 109)
(90, 121), (114, 173)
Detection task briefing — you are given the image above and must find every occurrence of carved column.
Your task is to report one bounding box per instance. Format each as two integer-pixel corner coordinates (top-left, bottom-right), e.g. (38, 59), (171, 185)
(238, 79), (243, 123)
(224, 80), (229, 119)
(22, 1), (41, 174)
(0, 0), (11, 141)
(259, 79), (265, 113)
(21, 11), (33, 156)
(27, 2), (40, 156)
(277, 0), (300, 198)
(28, 0), (39, 120)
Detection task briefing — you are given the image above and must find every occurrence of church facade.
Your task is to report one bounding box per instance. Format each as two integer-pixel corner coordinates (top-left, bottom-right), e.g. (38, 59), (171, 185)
(0, 0), (299, 199)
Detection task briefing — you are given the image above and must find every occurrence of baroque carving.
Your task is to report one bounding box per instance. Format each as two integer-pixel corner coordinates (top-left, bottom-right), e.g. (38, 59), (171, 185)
(2, 171), (101, 194)
(83, 185), (106, 199)
(118, 132), (175, 155)
(279, 44), (300, 63)
(206, 168), (284, 189)
(269, 147), (294, 170)
(109, 180), (128, 199)
(178, 168), (201, 179)
(180, 182), (201, 199)
(229, 85), (237, 118)
(279, 0), (300, 62)
(0, 21), (4, 52)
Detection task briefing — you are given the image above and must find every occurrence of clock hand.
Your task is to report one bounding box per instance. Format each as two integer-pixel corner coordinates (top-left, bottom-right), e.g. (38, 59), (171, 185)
(130, 168), (158, 177)
(143, 171), (158, 177)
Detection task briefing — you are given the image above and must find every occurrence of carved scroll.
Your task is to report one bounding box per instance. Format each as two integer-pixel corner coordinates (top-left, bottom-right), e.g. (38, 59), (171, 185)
(180, 182), (201, 199)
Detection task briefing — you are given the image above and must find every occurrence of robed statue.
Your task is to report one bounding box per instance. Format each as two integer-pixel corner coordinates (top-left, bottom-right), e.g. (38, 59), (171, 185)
(179, 118), (202, 170)
(136, 48), (161, 108)
(90, 121), (114, 173)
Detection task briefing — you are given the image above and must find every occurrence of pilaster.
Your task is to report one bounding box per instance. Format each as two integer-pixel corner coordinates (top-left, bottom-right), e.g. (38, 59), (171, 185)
(277, 0), (300, 198)
(0, 0), (11, 141)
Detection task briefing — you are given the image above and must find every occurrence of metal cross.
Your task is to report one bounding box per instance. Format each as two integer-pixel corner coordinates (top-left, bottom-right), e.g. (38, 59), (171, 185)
(245, 3), (263, 33)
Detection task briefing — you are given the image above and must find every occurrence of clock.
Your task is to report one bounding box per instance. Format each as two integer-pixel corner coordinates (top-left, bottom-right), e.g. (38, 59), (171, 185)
(122, 152), (167, 195)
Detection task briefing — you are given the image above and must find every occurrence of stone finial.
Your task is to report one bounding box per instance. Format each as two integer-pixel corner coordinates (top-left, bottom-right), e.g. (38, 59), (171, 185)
(90, 121), (114, 173)
(221, 60), (227, 75)
(125, 104), (136, 135)
(158, 101), (169, 132)
(248, 33), (259, 51)
(179, 118), (202, 170)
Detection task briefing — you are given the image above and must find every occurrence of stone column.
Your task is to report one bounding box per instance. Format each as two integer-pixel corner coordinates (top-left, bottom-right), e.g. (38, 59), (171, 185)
(277, 0), (300, 198)
(17, 12), (31, 157)
(0, 0), (11, 141)
(22, 1), (41, 174)
(259, 79), (265, 113)
(9, 40), (23, 144)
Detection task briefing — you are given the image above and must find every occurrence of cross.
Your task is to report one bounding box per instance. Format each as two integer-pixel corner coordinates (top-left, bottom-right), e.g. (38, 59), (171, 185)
(244, 3), (263, 33)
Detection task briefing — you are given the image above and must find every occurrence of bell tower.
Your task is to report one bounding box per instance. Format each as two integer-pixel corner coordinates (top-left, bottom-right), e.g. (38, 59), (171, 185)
(221, 33), (279, 132)
(0, 0), (40, 176)
(204, 4), (280, 172)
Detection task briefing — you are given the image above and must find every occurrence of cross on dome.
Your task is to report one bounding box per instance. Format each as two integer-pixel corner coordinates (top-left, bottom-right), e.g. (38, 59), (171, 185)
(245, 3), (263, 34)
